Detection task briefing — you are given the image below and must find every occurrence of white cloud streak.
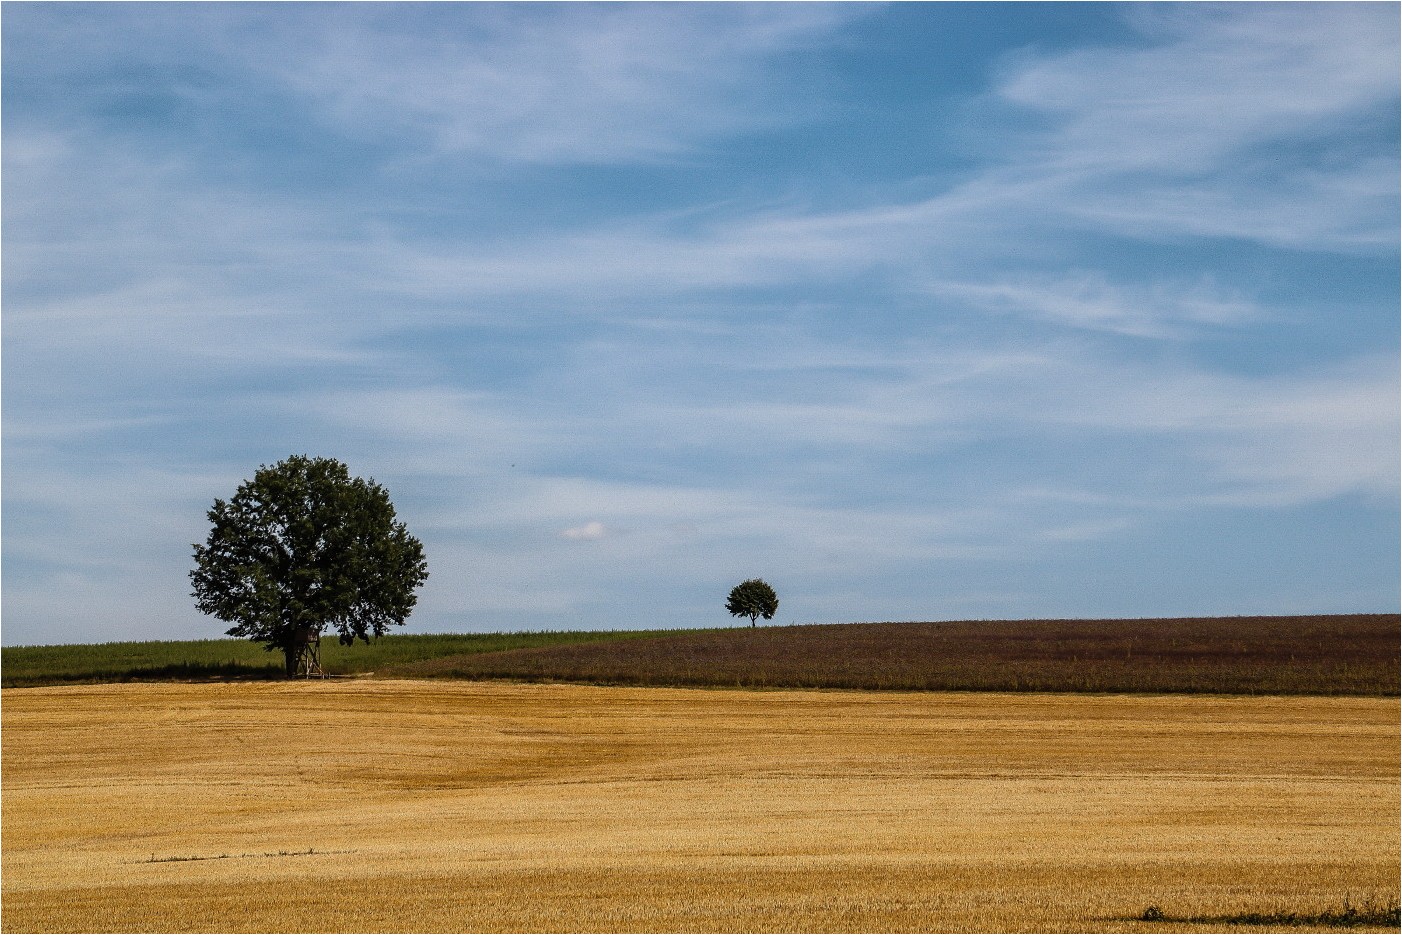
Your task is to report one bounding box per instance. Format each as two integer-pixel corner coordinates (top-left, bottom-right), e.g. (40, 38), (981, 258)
(999, 5), (1396, 174)
(925, 273), (1260, 339)
(250, 4), (864, 164)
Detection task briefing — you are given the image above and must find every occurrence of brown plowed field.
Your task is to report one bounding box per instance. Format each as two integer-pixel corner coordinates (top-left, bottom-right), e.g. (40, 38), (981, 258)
(3, 680), (1397, 932)
(384, 614), (1400, 695)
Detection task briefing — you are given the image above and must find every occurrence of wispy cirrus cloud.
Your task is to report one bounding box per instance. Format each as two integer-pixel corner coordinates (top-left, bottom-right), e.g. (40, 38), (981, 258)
(925, 273), (1259, 339)
(3, 4), (1395, 645)
(997, 4), (1396, 173)
(990, 4), (1399, 250)
(271, 4), (866, 164)
(1062, 157), (1399, 251)
(6, 4), (1393, 352)
(0, 2), (861, 169)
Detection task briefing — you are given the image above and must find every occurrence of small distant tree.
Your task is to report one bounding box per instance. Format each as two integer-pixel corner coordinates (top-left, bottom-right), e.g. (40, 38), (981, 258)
(190, 455), (429, 677)
(726, 578), (778, 627)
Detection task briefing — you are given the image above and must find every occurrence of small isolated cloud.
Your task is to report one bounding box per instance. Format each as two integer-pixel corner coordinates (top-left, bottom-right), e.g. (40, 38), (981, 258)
(560, 521), (608, 541)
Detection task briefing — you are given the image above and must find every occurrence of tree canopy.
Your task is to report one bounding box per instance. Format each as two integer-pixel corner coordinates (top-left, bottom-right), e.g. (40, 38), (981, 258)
(726, 578), (778, 627)
(190, 455), (428, 676)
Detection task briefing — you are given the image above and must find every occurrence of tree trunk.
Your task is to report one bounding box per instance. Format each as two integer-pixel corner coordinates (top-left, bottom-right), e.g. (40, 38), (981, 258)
(282, 644), (299, 677)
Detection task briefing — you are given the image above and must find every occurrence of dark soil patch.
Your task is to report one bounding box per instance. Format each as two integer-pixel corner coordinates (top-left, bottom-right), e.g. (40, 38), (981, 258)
(382, 614), (1399, 695)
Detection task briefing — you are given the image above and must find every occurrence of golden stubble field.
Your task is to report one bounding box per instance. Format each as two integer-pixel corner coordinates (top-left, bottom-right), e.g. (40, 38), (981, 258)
(2, 680), (1397, 933)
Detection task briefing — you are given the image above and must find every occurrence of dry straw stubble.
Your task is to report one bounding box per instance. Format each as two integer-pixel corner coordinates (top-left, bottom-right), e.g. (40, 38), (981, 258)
(4, 679), (1398, 932)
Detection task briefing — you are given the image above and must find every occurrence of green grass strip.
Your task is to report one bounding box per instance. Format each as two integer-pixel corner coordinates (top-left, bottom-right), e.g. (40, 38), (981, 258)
(1, 629), (696, 688)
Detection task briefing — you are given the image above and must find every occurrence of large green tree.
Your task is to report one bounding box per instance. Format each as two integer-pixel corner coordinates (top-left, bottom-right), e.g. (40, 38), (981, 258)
(190, 455), (429, 676)
(726, 578), (778, 627)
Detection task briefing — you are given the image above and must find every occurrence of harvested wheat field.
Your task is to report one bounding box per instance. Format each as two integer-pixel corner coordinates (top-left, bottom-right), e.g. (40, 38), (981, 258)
(3, 680), (1397, 933)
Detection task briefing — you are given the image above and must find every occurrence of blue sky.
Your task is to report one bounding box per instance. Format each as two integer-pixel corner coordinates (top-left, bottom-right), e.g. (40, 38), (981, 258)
(3, 2), (1398, 647)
